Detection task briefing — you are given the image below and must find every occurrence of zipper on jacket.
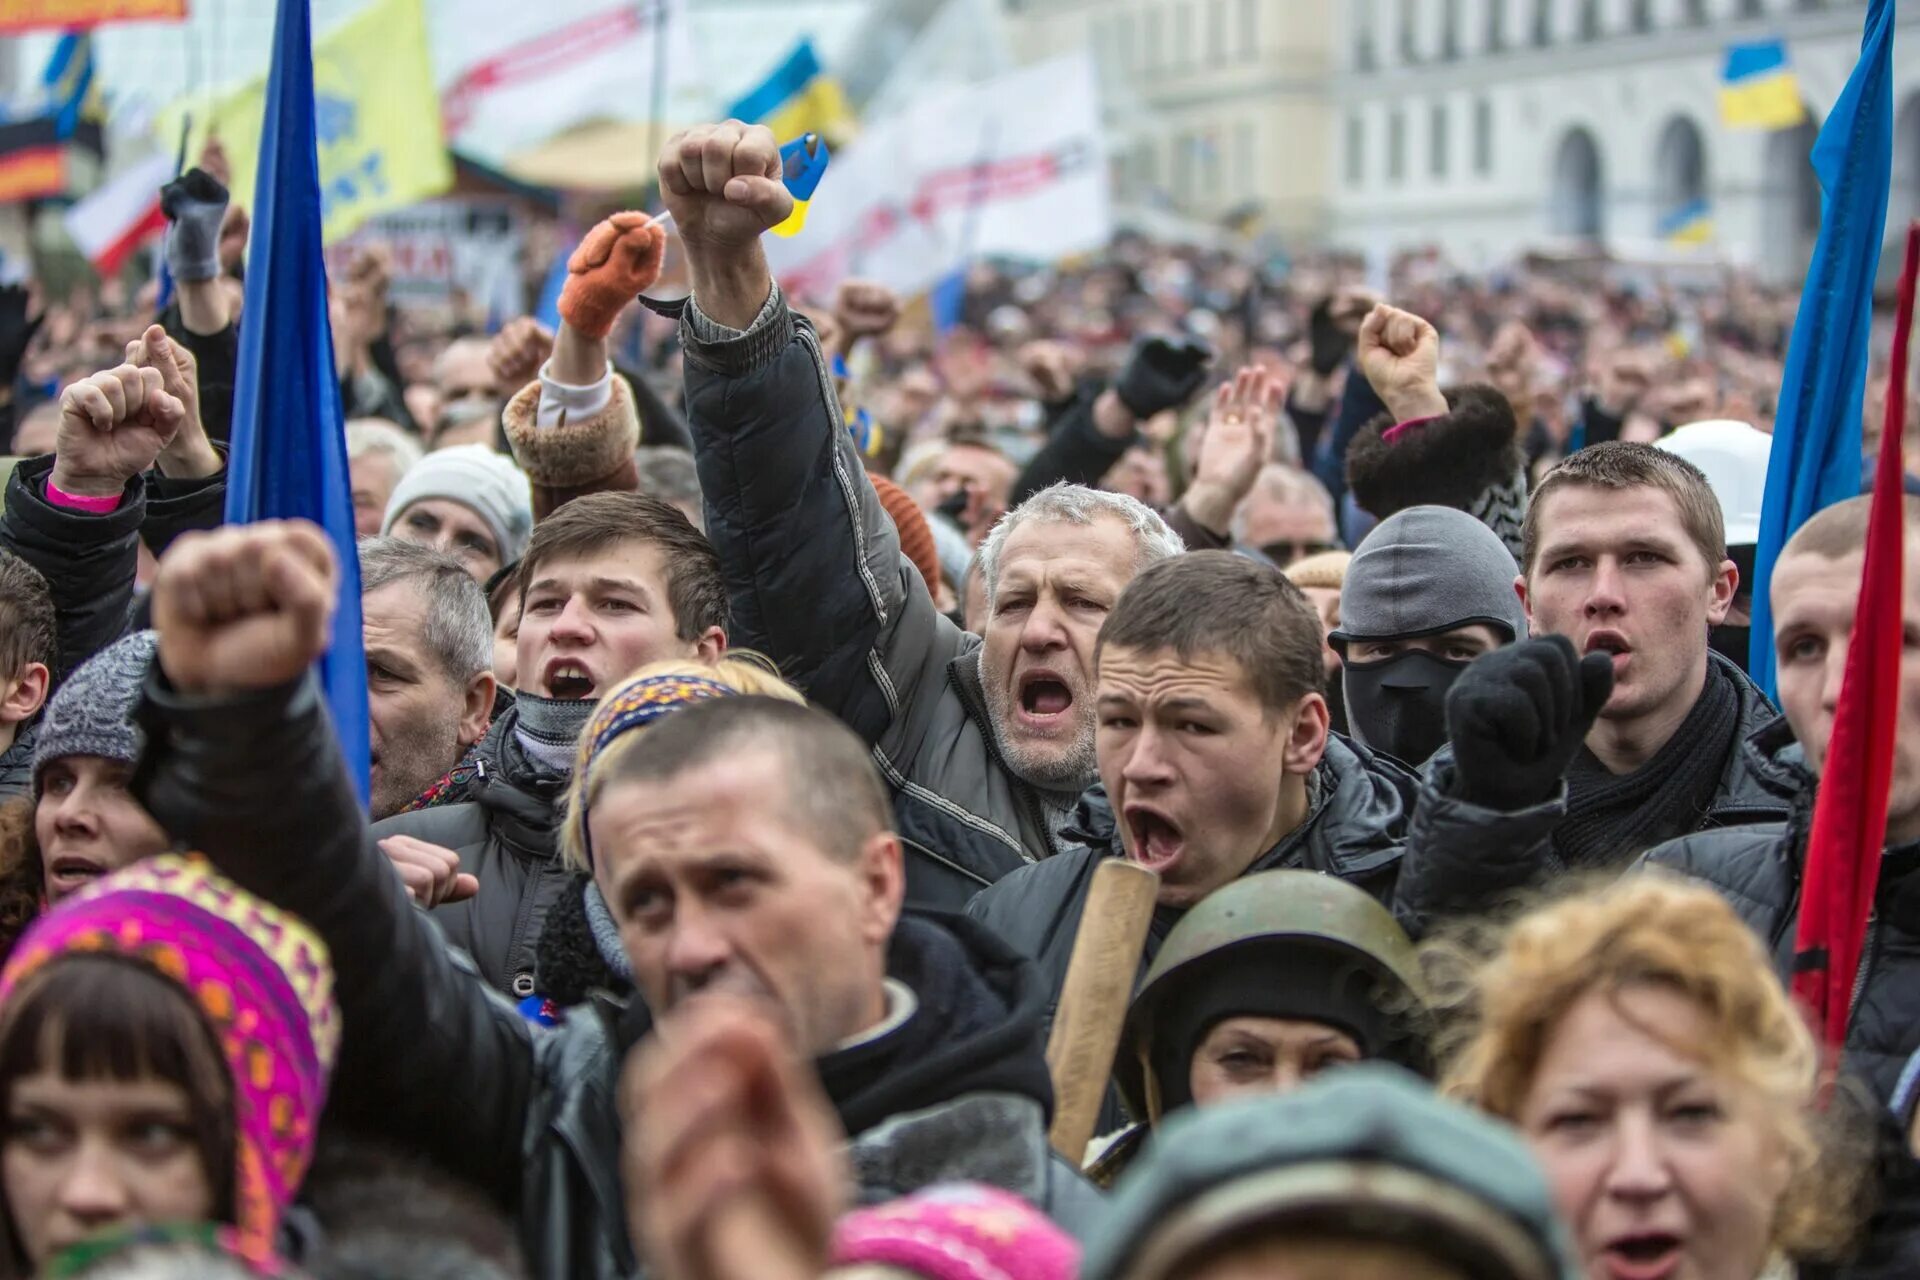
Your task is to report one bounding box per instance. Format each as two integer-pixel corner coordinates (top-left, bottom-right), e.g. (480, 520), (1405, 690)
(1848, 910), (1880, 1029)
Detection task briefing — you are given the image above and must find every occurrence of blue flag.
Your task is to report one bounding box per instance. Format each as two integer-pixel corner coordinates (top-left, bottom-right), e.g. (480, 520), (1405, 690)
(223, 0), (371, 806)
(1749, 0), (1895, 696)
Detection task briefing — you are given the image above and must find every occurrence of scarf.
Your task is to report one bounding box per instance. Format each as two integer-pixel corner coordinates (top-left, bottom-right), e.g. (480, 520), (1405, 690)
(394, 741), (486, 814)
(1553, 658), (1742, 869)
(511, 691), (598, 773)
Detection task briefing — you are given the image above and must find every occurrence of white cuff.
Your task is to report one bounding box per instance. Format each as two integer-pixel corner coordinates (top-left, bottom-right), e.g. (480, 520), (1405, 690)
(534, 360), (615, 429)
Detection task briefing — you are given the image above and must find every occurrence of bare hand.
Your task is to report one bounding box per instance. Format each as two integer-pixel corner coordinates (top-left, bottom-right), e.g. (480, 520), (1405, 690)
(152, 521), (338, 697)
(379, 835), (479, 907)
(489, 317), (556, 389)
(51, 364), (185, 497)
(197, 136), (232, 188)
(127, 324), (220, 479)
(624, 998), (846, 1280)
(657, 122), (794, 258)
(831, 280), (901, 341)
(1182, 365), (1284, 535)
(1594, 348), (1653, 417)
(1356, 304), (1447, 423)
(1018, 340), (1079, 402)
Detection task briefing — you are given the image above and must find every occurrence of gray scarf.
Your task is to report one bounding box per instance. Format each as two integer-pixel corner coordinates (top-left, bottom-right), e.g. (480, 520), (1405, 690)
(511, 691), (597, 773)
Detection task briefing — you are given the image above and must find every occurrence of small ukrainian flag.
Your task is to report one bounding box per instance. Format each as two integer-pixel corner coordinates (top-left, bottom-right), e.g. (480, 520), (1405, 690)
(1658, 198), (1714, 247)
(728, 39), (856, 146)
(771, 133), (830, 239)
(1719, 40), (1807, 131)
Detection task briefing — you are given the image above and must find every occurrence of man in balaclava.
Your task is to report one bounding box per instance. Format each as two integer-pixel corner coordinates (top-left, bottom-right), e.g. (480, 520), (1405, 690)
(1329, 505), (1529, 767)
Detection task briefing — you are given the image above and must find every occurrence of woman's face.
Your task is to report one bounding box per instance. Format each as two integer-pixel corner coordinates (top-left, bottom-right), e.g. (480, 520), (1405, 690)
(3, 1070), (214, 1266)
(1517, 985), (1790, 1280)
(34, 758), (170, 903)
(1187, 1016), (1363, 1108)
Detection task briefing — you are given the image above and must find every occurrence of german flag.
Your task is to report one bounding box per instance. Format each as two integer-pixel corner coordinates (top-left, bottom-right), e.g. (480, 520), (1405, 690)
(0, 117), (69, 202)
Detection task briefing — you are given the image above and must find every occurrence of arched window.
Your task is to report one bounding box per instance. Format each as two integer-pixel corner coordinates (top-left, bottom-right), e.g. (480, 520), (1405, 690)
(1550, 126), (1606, 240)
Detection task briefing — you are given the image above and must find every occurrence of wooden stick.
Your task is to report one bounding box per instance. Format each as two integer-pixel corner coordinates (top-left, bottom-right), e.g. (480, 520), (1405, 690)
(1044, 858), (1160, 1162)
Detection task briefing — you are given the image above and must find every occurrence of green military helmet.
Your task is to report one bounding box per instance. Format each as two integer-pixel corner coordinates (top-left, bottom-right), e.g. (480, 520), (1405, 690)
(1115, 869), (1429, 1125)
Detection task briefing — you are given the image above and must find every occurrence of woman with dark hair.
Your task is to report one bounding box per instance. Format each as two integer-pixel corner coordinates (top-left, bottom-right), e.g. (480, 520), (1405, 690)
(0, 856), (337, 1275)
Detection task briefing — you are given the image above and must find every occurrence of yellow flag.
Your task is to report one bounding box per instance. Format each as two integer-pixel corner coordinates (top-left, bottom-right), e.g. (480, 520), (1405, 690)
(157, 0), (451, 243)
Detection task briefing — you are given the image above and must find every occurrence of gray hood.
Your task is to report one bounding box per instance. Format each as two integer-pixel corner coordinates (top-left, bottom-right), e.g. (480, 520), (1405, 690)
(1332, 504), (1528, 647)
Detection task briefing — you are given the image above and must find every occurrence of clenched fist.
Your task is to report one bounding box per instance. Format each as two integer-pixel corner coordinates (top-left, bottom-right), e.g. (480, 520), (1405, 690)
(51, 364), (186, 498)
(657, 122), (795, 258)
(490, 317), (555, 390)
(1356, 304), (1447, 425)
(126, 324), (221, 480)
(831, 280), (901, 342)
(152, 521), (339, 697)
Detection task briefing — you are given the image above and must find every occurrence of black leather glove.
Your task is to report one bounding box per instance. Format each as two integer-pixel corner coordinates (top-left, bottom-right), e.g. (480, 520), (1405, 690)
(0, 284), (44, 389)
(1307, 298), (1355, 376)
(160, 167), (231, 284)
(1446, 636), (1615, 812)
(1113, 334), (1212, 419)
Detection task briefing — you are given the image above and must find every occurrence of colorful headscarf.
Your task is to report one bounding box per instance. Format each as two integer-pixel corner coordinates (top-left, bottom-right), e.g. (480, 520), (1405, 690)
(832, 1183), (1081, 1280)
(0, 857), (338, 1264)
(571, 673), (737, 869)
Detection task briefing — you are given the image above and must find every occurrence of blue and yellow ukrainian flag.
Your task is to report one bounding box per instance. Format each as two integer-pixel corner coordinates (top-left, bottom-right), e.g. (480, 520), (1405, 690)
(728, 39), (855, 145)
(1658, 198), (1714, 246)
(42, 32), (104, 154)
(1720, 40), (1807, 131)
(771, 132), (829, 238)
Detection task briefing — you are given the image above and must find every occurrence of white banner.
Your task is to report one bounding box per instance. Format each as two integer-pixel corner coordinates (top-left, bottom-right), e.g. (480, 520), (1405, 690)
(765, 52), (1110, 300)
(431, 0), (700, 166)
(327, 200), (524, 318)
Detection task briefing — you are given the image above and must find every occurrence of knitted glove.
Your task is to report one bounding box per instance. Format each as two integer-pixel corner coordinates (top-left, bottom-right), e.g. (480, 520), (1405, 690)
(1308, 297), (1355, 376)
(558, 212), (666, 340)
(1113, 334), (1213, 419)
(0, 284), (43, 388)
(1446, 636), (1615, 812)
(160, 168), (230, 284)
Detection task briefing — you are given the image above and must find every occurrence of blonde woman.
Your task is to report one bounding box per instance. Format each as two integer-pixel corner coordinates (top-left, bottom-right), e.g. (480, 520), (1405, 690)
(1439, 874), (1859, 1280)
(527, 655), (804, 1021)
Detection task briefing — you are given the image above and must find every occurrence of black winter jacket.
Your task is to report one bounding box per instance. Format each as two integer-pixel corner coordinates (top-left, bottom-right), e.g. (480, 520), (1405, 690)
(0, 454), (227, 687)
(370, 705), (572, 1000)
(131, 673), (1100, 1280)
(966, 735), (1414, 1013)
(1392, 652), (1791, 937)
(666, 286), (1076, 908)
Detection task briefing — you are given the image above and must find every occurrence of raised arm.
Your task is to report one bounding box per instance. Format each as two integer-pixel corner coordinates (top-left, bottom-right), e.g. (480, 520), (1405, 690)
(137, 520), (536, 1206)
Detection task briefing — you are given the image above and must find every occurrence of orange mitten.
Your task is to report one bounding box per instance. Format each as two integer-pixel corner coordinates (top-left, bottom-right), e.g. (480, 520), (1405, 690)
(557, 212), (666, 340)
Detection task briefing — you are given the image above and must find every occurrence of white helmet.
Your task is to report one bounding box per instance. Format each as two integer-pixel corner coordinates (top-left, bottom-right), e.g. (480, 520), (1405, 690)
(1656, 420), (1772, 547)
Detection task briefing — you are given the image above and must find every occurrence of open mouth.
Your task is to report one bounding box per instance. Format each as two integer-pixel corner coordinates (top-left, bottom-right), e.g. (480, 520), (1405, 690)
(545, 660), (597, 701)
(46, 855), (106, 898)
(1124, 806), (1184, 871)
(1601, 1233), (1682, 1280)
(1016, 671), (1074, 724)
(1584, 630), (1633, 666)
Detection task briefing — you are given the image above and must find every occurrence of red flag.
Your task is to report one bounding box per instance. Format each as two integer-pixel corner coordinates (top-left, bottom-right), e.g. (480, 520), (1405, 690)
(1789, 219), (1919, 1051)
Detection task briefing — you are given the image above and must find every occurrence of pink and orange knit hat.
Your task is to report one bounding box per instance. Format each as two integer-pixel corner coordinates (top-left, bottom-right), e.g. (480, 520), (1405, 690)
(832, 1183), (1080, 1280)
(0, 857), (339, 1264)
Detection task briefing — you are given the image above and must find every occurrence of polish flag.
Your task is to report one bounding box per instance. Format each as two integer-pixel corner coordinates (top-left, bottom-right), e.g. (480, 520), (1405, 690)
(64, 153), (173, 278)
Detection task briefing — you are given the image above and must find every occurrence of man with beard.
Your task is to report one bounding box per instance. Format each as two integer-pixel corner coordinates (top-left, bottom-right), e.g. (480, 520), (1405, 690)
(370, 490), (727, 998)
(649, 121), (1291, 909)
(356, 538), (495, 823)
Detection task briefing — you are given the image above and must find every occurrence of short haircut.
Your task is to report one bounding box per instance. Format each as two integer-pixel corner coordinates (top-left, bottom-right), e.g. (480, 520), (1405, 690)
(518, 491), (728, 642)
(1231, 464), (1335, 543)
(978, 482), (1185, 607)
(0, 548), (54, 681)
(1781, 493), (1920, 562)
(357, 537), (493, 683)
(346, 417), (424, 474)
(1522, 442), (1725, 579)
(634, 447), (703, 517)
(590, 696), (891, 862)
(1098, 550), (1326, 714)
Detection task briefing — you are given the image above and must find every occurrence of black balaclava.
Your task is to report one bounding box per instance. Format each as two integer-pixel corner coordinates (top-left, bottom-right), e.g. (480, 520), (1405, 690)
(1709, 544), (1757, 674)
(1341, 650), (1465, 767)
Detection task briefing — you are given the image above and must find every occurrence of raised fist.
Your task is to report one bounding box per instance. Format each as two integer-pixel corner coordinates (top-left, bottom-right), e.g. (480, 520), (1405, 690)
(1017, 340), (1080, 403)
(657, 122), (794, 258)
(831, 280), (901, 341)
(1445, 636), (1615, 813)
(1356, 304), (1447, 424)
(152, 520), (339, 697)
(1114, 334), (1213, 419)
(489, 316), (556, 390)
(125, 324), (220, 480)
(51, 364), (185, 498)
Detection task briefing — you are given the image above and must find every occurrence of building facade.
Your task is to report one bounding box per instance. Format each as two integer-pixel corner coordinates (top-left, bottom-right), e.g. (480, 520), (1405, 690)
(1001, 0), (1336, 239)
(1327, 0), (1920, 281)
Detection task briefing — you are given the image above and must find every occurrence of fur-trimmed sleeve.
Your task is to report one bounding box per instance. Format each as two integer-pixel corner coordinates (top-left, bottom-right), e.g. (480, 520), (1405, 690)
(501, 376), (641, 520)
(1345, 383), (1522, 520)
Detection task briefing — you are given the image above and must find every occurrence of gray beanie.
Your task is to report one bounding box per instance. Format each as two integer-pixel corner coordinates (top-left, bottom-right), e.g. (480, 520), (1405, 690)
(1330, 504), (1527, 650)
(33, 630), (158, 793)
(1084, 1064), (1578, 1280)
(381, 444), (533, 565)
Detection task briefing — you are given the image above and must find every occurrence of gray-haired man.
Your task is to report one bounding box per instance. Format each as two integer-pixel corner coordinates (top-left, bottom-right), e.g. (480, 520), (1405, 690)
(358, 537), (497, 821)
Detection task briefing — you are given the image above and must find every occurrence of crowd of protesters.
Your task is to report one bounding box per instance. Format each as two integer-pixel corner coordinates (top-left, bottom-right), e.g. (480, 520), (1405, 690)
(0, 116), (1915, 1280)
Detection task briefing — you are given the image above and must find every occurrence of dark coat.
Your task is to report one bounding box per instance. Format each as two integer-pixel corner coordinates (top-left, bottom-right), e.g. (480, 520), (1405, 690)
(966, 734), (1414, 1015)
(370, 705), (573, 1000)
(1391, 653), (1792, 937)
(132, 673), (1100, 1280)
(663, 287), (1078, 908)
(0, 721), (34, 803)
